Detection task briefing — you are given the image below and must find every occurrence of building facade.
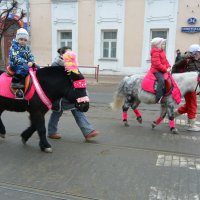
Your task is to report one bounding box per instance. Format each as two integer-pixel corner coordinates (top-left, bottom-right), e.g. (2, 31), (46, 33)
(1, 0), (200, 75)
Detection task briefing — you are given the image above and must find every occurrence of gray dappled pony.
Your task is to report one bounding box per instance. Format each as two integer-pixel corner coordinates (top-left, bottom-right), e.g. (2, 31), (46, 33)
(111, 72), (200, 134)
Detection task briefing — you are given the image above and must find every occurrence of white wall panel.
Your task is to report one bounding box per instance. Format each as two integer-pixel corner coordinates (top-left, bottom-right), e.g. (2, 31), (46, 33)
(94, 0), (125, 73)
(142, 0), (178, 72)
(51, 1), (78, 62)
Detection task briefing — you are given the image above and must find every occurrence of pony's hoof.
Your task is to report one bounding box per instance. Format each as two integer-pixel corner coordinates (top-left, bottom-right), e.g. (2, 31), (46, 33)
(124, 121), (129, 127)
(43, 148), (53, 153)
(171, 128), (179, 134)
(0, 133), (5, 138)
(40, 142), (52, 153)
(21, 136), (27, 144)
(137, 116), (142, 124)
(152, 122), (156, 129)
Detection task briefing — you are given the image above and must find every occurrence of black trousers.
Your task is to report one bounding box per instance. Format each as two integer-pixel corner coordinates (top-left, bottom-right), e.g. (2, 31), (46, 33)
(154, 72), (165, 102)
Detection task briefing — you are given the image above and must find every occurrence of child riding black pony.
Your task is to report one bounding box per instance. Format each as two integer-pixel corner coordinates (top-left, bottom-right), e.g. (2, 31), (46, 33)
(0, 66), (89, 153)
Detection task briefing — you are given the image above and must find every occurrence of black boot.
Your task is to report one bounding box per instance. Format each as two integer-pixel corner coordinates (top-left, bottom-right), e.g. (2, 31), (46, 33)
(11, 75), (25, 99)
(15, 89), (24, 99)
(11, 75), (24, 89)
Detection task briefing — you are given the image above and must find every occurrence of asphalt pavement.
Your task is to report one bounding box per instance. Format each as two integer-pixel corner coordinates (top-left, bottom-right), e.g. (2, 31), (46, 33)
(0, 74), (200, 200)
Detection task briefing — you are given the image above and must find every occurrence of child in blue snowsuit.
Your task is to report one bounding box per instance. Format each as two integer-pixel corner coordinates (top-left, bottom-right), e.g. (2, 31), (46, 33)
(9, 28), (34, 99)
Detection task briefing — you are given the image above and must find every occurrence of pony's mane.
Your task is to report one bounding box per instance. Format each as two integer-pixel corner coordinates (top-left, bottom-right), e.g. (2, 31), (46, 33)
(36, 66), (68, 79)
(38, 66), (65, 73)
(37, 66), (82, 78)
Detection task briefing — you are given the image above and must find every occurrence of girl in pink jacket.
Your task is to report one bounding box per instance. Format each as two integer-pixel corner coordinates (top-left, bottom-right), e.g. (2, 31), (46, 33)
(150, 37), (171, 103)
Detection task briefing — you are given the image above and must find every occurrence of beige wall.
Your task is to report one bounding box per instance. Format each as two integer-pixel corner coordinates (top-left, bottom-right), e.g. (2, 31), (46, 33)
(30, 0), (52, 66)
(124, 0), (145, 67)
(29, 0), (200, 73)
(78, 0), (95, 66)
(176, 0), (200, 53)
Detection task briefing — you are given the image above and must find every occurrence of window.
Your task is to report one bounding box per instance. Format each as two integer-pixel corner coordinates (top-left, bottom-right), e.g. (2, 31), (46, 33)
(58, 31), (72, 48)
(101, 30), (117, 59)
(151, 29), (168, 51)
(151, 30), (167, 39)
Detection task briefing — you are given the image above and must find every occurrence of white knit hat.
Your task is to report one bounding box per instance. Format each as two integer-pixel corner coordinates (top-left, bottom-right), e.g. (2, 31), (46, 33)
(189, 44), (200, 55)
(16, 28), (29, 41)
(151, 37), (166, 48)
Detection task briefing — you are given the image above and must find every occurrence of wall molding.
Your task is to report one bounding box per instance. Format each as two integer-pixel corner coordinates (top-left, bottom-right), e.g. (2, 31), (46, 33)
(53, 19), (76, 25)
(52, 0), (77, 3)
(146, 15), (174, 22)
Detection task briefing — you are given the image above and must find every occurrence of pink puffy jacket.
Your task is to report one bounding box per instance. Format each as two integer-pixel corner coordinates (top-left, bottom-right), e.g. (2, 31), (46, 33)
(149, 47), (170, 73)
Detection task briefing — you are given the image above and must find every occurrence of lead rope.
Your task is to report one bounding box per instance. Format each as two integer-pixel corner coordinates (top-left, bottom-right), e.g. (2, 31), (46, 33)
(195, 82), (199, 94)
(193, 60), (200, 95)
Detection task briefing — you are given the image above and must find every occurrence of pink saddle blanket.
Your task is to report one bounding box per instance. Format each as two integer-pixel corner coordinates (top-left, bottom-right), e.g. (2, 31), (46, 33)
(141, 73), (157, 94)
(141, 71), (181, 104)
(0, 72), (35, 100)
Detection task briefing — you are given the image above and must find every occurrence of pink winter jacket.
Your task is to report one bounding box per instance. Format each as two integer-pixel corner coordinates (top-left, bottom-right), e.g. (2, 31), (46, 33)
(149, 47), (170, 73)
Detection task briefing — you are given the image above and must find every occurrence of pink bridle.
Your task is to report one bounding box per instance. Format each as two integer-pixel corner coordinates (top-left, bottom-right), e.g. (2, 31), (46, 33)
(73, 79), (90, 103)
(73, 79), (87, 88)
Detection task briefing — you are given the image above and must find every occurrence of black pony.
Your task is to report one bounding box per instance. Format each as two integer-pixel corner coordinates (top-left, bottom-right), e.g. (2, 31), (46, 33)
(0, 66), (89, 152)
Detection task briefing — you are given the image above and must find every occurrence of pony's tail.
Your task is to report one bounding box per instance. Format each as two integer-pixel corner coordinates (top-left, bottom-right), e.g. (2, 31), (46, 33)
(110, 78), (127, 110)
(110, 92), (125, 110)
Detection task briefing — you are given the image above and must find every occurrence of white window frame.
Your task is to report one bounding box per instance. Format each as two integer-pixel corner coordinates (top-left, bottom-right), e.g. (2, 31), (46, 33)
(101, 30), (117, 60)
(150, 29), (168, 52)
(58, 30), (72, 49)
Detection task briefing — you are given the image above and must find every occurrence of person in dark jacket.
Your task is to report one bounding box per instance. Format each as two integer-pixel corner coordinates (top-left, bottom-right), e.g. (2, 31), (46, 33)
(48, 46), (99, 140)
(175, 49), (182, 63)
(172, 44), (200, 131)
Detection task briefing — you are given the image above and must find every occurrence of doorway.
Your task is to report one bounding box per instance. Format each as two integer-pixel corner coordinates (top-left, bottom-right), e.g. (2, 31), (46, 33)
(0, 19), (20, 68)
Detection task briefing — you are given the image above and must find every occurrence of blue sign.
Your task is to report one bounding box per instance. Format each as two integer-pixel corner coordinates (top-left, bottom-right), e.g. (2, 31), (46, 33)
(181, 27), (200, 33)
(187, 17), (197, 25)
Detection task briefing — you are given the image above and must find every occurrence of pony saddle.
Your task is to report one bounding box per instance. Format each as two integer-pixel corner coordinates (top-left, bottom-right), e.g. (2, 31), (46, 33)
(6, 66), (32, 99)
(142, 71), (173, 96)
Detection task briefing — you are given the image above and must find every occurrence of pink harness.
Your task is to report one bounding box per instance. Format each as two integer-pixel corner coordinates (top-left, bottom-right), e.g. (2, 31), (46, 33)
(73, 79), (90, 103)
(29, 69), (52, 109)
